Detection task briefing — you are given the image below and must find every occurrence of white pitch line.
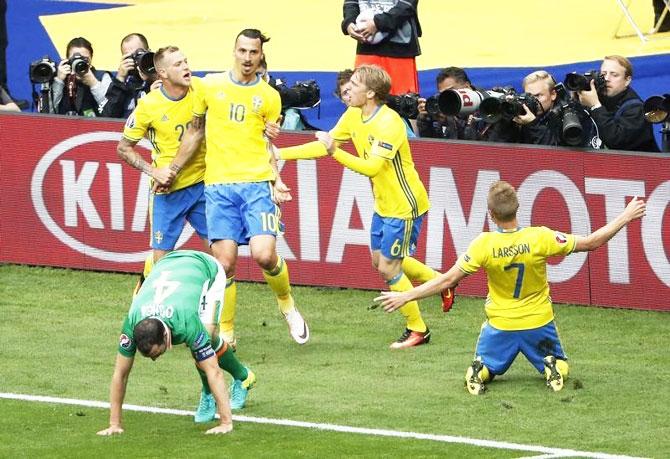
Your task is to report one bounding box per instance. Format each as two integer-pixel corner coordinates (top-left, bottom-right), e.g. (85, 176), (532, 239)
(0, 392), (645, 459)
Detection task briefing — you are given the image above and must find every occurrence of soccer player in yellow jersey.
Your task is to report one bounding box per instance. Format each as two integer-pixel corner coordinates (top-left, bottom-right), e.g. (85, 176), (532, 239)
(375, 180), (646, 393)
(170, 29), (309, 346)
(118, 46), (209, 269)
(278, 65), (454, 349)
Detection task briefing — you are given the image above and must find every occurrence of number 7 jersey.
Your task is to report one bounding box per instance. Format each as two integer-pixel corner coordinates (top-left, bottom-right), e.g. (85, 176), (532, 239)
(457, 226), (576, 331)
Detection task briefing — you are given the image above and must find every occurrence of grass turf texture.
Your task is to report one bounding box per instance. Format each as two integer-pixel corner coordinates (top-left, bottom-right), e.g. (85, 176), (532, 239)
(1, 264), (668, 457)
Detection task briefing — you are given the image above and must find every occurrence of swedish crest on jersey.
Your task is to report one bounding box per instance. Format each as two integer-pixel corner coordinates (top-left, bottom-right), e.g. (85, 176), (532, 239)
(252, 95), (263, 113)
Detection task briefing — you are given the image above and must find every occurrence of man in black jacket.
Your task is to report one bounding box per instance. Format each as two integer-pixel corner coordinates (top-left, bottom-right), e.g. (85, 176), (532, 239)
(102, 33), (156, 118)
(513, 70), (598, 148)
(577, 55), (659, 153)
(342, 0), (421, 95)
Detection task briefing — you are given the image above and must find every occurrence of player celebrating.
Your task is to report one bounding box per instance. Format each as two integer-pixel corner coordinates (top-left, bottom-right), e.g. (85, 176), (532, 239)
(170, 29), (308, 348)
(117, 46), (209, 287)
(375, 181), (646, 392)
(277, 65), (455, 349)
(97, 250), (256, 437)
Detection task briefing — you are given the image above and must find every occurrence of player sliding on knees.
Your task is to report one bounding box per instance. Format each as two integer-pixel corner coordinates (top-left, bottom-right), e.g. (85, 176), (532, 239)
(375, 181), (646, 393)
(97, 250), (256, 436)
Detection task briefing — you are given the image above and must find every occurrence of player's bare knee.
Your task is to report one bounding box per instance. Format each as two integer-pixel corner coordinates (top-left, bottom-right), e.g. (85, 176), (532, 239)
(253, 251), (276, 270)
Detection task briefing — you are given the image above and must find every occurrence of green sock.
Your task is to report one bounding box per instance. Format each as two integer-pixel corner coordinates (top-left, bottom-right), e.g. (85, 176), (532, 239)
(217, 342), (248, 381)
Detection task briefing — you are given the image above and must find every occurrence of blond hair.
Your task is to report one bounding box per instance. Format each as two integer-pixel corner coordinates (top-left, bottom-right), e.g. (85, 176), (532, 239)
(488, 181), (519, 222)
(522, 70), (555, 92)
(603, 55), (633, 78)
(154, 46), (180, 70)
(353, 65), (391, 103)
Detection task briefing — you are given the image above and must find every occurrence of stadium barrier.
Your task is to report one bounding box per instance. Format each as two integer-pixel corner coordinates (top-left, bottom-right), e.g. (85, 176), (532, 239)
(1, 113), (668, 311)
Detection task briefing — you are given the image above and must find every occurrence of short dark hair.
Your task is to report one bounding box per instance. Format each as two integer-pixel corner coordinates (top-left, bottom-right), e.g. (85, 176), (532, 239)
(133, 318), (165, 356)
(436, 67), (471, 87)
(236, 28), (270, 46)
(334, 68), (354, 98)
(120, 33), (149, 51)
(66, 37), (93, 58)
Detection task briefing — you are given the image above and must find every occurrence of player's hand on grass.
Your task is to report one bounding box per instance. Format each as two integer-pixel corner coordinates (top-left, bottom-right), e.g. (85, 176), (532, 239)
(624, 196), (646, 222)
(96, 425), (124, 436)
(373, 291), (409, 313)
(205, 423), (233, 435)
(315, 131), (335, 155)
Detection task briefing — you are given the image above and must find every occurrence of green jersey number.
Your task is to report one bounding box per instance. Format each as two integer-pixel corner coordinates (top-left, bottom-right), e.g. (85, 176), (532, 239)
(504, 263), (525, 299)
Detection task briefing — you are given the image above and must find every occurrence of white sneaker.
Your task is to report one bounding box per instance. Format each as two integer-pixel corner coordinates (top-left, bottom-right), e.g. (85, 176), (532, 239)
(282, 307), (309, 344)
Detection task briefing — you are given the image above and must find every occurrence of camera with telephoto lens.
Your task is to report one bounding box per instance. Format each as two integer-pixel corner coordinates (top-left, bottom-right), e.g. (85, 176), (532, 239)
(130, 48), (156, 77)
(549, 83), (586, 146)
(68, 53), (91, 76)
(272, 79), (321, 110)
(386, 92), (420, 119)
(479, 89), (539, 123)
(564, 70), (606, 92)
(437, 88), (508, 121)
(643, 94), (670, 123)
(29, 56), (57, 84)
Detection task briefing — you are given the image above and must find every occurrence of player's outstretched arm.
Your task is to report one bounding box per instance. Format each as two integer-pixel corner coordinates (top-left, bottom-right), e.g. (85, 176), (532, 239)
(573, 197), (646, 253)
(117, 137), (176, 187)
(97, 354), (134, 436)
(197, 356), (233, 435)
(375, 264), (468, 312)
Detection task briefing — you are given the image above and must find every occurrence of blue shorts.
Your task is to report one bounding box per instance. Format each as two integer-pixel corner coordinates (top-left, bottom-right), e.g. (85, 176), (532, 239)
(474, 320), (567, 374)
(150, 182), (207, 250)
(370, 212), (424, 260)
(205, 182), (284, 245)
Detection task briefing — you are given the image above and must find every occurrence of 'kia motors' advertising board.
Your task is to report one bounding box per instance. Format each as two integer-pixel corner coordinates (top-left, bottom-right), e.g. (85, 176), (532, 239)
(1, 113), (668, 310)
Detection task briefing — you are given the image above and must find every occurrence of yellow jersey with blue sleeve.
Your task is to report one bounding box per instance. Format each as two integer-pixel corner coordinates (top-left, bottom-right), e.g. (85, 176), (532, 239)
(329, 104), (429, 219)
(457, 226), (576, 331)
(123, 77), (206, 192)
(192, 71), (281, 185)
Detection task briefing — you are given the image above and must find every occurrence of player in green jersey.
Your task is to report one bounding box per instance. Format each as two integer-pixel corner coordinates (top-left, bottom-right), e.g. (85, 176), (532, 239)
(97, 250), (256, 436)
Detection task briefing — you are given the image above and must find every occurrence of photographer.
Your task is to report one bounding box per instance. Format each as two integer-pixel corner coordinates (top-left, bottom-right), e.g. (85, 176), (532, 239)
(101, 33), (158, 118)
(513, 70), (596, 148)
(416, 67), (472, 139)
(577, 55), (659, 152)
(51, 37), (111, 116)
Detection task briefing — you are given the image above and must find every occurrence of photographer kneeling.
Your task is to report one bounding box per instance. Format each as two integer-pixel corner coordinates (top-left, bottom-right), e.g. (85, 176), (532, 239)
(51, 37), (111, 117)
(577, 55), (659, 152)
(512, 70), (596, 148)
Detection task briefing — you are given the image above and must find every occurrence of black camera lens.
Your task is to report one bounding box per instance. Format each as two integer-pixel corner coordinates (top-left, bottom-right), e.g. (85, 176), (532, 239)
(424, 94), (441, 117)
(68, 53), (90, 76)
(29, 57), (57, 84)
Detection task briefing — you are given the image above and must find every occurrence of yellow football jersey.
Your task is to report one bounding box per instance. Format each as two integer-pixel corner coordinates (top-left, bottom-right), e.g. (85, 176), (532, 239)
(123, 77), (206, 192)
(193, 72), (281, 184)
(457, 226), (576, 331)
(330, 105), (429, 219)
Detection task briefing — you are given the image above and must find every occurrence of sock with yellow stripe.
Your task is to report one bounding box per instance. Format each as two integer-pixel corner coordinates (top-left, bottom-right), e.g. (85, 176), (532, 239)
(197, 336), (248, 393)
(402, 256), (438, 283)
(132, 253), (155, 297)
(262, 256), (294, 314)
(388, 272), (427, 333)
(219, 276), (237, 341)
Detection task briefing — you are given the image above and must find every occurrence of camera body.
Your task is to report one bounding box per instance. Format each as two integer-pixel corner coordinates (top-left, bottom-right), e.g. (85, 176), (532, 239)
(564, 70), (606, 92)
(130, 48), (156, 77)
(479, 89), (539, 123)
(29, 56), (57, 84)
(68, 53), (91, 76)
(386, 93), (420, 119)
(272, 78), (321, 110)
